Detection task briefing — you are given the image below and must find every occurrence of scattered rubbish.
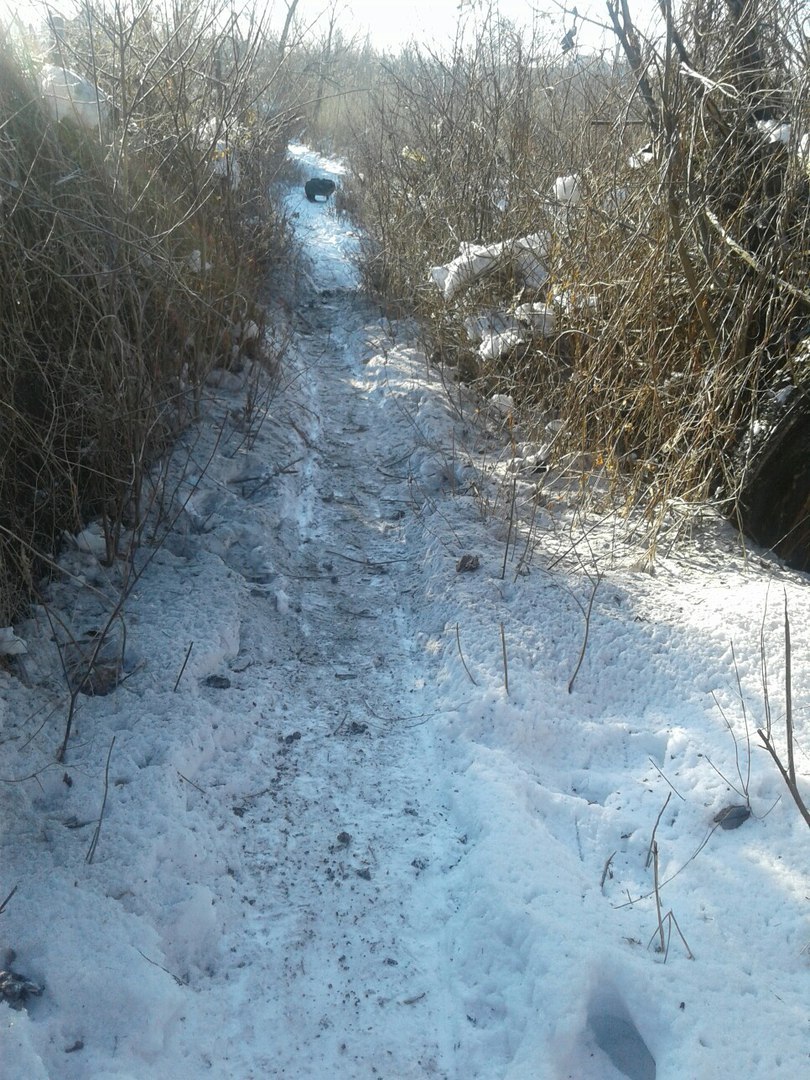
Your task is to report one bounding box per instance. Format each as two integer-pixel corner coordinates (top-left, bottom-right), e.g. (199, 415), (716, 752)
(0, 967), (44, 1010)
(514, 303), (556, 336)
(430, 232), (549, 301)
(551, 173), (581, 205)
(479, 328), (525, 361)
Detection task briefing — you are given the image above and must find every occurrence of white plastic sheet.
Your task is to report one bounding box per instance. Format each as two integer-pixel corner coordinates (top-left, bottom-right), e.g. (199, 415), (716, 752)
(430, 231), (550, 301)
(39, 64), (110, 131)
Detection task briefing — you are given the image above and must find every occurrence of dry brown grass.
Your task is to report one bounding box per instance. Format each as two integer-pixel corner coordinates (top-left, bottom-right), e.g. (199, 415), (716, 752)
(346, 1), (810, 549)
(0, 4), (297, 623)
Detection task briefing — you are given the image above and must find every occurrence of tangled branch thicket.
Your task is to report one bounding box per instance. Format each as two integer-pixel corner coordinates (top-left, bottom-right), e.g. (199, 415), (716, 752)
(344, 0), (810, 555)
(0, 2), (297, 624)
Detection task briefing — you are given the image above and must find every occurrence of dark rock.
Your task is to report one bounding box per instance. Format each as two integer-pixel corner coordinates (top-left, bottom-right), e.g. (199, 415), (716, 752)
(714, 804), (751, 830)
(456, 554), (480, 572)
(205, 674), (231, 689)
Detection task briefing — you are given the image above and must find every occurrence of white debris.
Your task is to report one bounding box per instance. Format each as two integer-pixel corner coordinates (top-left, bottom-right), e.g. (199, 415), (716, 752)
(187, 250), (213, 273)
(487, 393), (514, 417)
(512, 233), (551, 288)
(628, 144), (654, 169)
(211, 143), (241, 191)
(479, 328), (525, 361)
(66, 524), (108, 558)
(551, 286), (599, 313)
(201, 119), (242, 191)
(430, 242), (503, 300)
(551, 173), (581, 204)
(0, 627), (27, 656)
(39, 64), (110, 131)
(430, 232), (549, 301)
(234, 320), (261, 343)
(463, 312), (521, 344)
(515, 303), (556, 336)
(755, 119), (791, 145)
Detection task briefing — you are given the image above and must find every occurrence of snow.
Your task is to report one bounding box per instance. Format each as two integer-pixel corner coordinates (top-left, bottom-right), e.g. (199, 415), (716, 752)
(1, 145), (809, 1079)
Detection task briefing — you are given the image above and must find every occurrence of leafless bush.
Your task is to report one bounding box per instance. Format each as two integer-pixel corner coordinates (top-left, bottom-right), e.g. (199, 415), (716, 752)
(344, 0), (810, 548)
(0, 3), (297, 623)
(556, 0), (810, 537)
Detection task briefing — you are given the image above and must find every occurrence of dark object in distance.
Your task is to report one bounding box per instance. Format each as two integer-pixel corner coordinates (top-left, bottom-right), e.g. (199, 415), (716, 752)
(305, 177), (336, 202)
(456, 554), (480, 572)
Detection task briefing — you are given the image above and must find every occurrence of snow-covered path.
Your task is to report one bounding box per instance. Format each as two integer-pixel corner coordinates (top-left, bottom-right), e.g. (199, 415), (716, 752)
(1, 146), (809, 1080)
(201, 167), (464, 1076)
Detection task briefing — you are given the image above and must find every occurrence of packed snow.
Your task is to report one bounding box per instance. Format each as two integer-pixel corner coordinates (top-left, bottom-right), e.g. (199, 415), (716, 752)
(0, 145), (808, 1079)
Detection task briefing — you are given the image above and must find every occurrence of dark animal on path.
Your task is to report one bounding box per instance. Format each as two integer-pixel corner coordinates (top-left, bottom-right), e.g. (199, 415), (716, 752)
(305, 177), (336, 202)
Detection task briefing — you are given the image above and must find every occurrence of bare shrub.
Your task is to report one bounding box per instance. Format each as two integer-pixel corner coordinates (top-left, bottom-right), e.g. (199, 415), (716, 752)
(0, 3), (297, 623)
(345, 1), (810, 549)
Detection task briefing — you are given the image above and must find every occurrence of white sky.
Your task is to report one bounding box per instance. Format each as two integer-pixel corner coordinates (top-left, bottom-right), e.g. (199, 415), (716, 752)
(1, 1), (665, 57)
(292, 0), (665, 54)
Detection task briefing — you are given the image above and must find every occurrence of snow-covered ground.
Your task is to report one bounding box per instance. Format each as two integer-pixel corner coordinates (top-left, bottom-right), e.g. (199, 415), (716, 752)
(1, 145), (808, 1079)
